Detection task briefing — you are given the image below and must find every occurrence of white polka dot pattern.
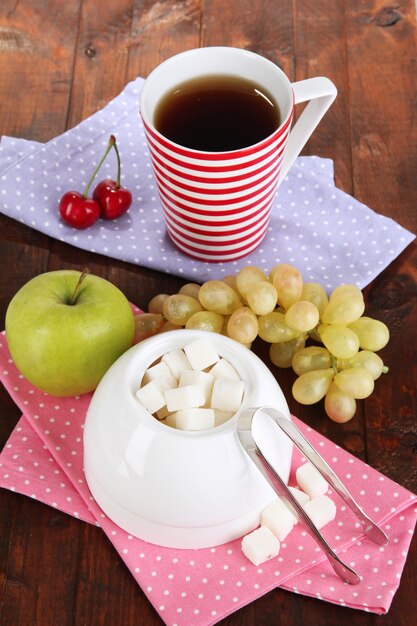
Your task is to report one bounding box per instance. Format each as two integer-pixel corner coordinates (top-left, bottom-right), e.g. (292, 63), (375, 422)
(0, 331), (416, 623)
(0, 77), (414, 290)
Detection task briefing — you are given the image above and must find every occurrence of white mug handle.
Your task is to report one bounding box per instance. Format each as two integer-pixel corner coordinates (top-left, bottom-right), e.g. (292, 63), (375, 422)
(277, 77), (337, 186)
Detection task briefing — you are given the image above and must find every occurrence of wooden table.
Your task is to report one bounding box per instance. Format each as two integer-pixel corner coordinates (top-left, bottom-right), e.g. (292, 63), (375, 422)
(1, 1), (416, 624)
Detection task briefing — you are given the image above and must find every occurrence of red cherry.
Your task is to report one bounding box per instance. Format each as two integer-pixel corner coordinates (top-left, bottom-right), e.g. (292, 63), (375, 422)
(93, 179), (132, 220)
(59, 191), (101, 229)
(58, 135), (132, 229)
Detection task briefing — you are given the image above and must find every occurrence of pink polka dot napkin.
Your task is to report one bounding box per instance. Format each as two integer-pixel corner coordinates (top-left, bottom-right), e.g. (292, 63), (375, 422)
(0, 332), (416, 624)
(0, 77), (414, 291)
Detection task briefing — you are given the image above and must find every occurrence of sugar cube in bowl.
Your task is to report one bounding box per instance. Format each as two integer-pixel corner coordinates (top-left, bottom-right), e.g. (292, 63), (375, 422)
(83, 330), (293, 549)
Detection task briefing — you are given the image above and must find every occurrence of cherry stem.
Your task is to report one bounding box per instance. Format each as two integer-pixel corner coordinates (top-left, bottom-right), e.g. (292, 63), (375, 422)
(70, 268), (90, 305)
(82, 136), (116, 198)
(112, 137), (122, 188)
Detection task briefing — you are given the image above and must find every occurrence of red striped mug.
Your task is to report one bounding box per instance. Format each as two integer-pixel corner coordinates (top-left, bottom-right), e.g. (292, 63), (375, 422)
(140, 47), (337, 262)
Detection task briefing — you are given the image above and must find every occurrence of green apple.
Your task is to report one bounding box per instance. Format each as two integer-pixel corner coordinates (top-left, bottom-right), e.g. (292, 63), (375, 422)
(5, 269), (135, 396)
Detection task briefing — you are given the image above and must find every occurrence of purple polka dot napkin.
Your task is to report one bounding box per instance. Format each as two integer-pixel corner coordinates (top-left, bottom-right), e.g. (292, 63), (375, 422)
(0, 331), (416, 622)
(0, 77), (414, 290)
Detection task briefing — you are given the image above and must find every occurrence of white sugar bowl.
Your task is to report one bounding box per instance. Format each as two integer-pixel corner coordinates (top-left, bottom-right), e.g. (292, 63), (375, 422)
(83, 330), (293, 549)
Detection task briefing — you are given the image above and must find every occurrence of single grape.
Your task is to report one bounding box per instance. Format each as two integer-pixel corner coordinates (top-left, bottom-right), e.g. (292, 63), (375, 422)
(301, 282), (329, 316)
(148, 293), (169, 314)
(337, 350), (386, 380)
(321, 293), (365, 325)
(285, 300), (320, 332)
(292, 368), (334, 405)
(318, 324), (360, 359)
(133, 313), (165, 343)
(271, 263), (303, 310)
(198, 280), (242, 315)
(179, 282), (201, 299)
(325, 382), (357, 423)
(258, 311), (301, 343)
(236, 266), (267, 300)
(246, 280), (278, 315)
(269, 334), (307, 368)
(292, 346), (332, 375)
(330, 284), (363, 302)
(348, 317), (390, 351)
(227, 307), (259, 343)
(185, 310), (224, 333)
(162, 294), (202, 325)
(334, 367), (374, 399)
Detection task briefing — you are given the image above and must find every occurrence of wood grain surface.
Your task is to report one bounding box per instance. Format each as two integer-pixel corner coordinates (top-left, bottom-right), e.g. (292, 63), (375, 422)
(0, 1), (416, 625)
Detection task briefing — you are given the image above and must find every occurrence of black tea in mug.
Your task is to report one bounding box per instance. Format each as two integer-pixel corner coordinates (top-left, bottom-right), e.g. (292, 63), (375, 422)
(154, 74), (281, 152)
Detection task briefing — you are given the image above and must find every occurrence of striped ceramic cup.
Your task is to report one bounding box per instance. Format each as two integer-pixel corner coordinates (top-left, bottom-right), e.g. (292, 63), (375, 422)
(140, 47), (336, 262)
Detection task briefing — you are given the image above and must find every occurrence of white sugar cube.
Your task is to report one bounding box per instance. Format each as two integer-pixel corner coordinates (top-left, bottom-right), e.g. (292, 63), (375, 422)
(303, 494), (336, 529)
(261, 498), (296, 541)
(183, 337), (220, 371)
(241, 526), (280, 566)
(296, 462), (328, 498)
(209, 358), (240, 381)
(142, 361), (177, 389)
(211, 378), (244, 412)
(289, 486), (310, 506)
(161, 348), (192, 380)
(174, 408), (215, 431)
(165, 384), (205, 412)
(179, 370), (214, 406)
(136, 380), (166, 415)
(214, 410), (235, 426)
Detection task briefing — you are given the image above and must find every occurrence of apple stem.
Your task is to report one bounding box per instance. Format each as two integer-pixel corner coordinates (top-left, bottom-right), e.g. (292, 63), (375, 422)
(70, 268), (90, 305)
(82, 136), (116, 198)
(112, 136), (122, 188)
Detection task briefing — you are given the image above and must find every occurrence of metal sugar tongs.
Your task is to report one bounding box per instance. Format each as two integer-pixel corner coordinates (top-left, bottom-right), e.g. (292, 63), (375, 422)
(237, 407), (389, 585)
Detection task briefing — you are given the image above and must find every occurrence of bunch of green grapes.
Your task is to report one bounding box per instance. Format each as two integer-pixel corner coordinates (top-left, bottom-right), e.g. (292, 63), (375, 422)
(135, 263), (389, 424)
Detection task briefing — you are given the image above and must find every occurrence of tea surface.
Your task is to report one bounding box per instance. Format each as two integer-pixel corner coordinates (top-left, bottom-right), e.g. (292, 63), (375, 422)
(154, 75), (280, 152)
